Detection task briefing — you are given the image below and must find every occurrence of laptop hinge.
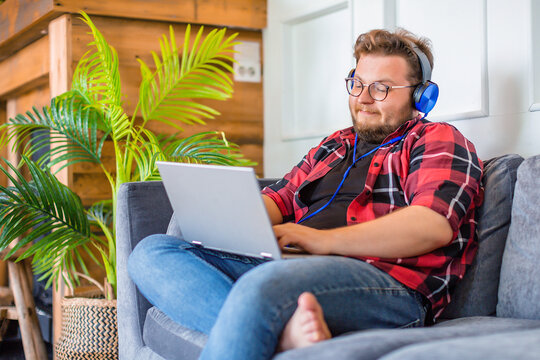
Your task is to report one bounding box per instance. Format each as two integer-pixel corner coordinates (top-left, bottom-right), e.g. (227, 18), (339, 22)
(192, 241), (203, 246)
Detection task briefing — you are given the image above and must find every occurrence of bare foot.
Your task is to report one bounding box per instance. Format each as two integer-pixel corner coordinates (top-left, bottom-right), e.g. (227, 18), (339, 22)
(278, 292), (332, 352)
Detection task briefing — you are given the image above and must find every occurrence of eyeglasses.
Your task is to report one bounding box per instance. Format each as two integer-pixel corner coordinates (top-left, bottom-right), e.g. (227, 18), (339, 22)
(345, 78), (417, 101)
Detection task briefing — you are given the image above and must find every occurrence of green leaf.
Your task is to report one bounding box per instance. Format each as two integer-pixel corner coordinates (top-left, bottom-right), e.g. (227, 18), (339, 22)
(125, 128), (167, 182)
(74, 12), (123, 109)
(5, 95), (105, 173)
(0, 157), (98, 290)
(74, 12), (130, 142)
(87, 200), (113, 229)
(94, 244), (116, 300)
(169, 131), (256, 167)
(137, 24), (239, 128)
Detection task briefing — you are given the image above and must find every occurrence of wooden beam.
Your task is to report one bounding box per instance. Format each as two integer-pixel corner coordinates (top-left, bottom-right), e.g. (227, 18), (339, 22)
(8, 261), (48, 360)
(53, 0), (196, 25)
(0, 245), (32, 262)
(0, 0), (53, 43)
(0, 36), (50, 99)
(0, 286), (13, 306)
(6, 99), (20, 168)
(48, 14), (72, 183)
(48, 14), (73, 349)
(0, 0), (266, 61)
(54, 0), (267, 28)
(0, 0), (54, 60)
(0, 305), (18, 320)
(196, 0), (267, 29)
(4, 85), (50, 117)
(49, 15), (71, 99)
(0, 101), (6, 288)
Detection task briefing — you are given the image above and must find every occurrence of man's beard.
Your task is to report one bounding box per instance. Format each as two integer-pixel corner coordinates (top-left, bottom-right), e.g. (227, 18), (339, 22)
(352, 119), (402, 144)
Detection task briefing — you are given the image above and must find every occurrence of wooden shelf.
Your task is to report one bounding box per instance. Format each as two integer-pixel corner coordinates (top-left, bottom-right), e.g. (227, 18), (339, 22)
(0, 0), (266, 60)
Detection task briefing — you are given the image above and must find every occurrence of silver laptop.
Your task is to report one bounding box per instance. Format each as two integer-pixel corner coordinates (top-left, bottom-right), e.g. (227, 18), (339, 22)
(157, 161), (302, 260)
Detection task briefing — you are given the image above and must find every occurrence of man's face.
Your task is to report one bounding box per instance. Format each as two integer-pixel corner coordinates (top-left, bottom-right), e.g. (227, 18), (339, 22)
(348, 54), (417, 143)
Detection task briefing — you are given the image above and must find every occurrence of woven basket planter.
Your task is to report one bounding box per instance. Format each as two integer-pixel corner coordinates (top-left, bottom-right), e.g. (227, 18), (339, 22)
(55, 296), (118, 360)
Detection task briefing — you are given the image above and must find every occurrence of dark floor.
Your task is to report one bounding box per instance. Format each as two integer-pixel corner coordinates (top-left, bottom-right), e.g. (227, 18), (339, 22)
(0, 339), (27, 360)
(0, 322), (53, 360)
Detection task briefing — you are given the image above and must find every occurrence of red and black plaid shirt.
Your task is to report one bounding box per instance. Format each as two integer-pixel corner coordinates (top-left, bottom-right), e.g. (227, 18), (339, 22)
(262, 117), (483, 319)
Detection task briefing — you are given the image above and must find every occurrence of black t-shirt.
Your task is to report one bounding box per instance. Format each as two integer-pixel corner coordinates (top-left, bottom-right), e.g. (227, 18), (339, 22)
(298, 141), (379, 229)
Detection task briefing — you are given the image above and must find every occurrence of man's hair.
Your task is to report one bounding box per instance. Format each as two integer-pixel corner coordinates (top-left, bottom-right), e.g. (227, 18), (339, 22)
(353, 28), (434, 84)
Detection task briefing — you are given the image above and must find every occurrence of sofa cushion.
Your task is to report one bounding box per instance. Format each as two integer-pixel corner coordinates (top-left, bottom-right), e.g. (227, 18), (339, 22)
(273, 317), (540, 360)
(166, 212), (183, 238)
(379, 327), (540, 360)
(497, 155), (540, 319)
(440, 154), (523, 319)
(143, 306), (207, 360)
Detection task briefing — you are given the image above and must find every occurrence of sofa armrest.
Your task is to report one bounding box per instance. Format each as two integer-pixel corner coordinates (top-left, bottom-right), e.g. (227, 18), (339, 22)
(117, 181), (173, 360)
(117, 178), (279, 359)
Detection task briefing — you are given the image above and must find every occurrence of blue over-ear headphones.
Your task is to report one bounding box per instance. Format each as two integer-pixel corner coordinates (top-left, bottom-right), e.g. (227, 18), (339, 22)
(410, 44), (439, 114)
(349, 43), (439, 114)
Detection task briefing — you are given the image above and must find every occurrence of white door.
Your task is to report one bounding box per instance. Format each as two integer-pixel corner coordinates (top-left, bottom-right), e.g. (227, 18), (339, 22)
(264, 0), (540, 177)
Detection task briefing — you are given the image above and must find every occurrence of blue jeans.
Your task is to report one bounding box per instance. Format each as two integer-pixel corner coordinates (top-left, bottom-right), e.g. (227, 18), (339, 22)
(128, 235), (428, 360)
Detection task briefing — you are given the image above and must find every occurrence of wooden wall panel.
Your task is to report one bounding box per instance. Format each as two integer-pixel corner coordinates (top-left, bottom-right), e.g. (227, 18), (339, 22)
(54, 0), (196, 25)
(0, 0), (53, 42)
(0, 5), (265, 218)
(0, 0), (54, 60)
(196, 0), (267, 28)
(70, 15), (263, 76)
(58, 0), (266, 29)
(0, 35), (50, 99)
(7, 86), (51, 115)
(70, 14), (264, 180)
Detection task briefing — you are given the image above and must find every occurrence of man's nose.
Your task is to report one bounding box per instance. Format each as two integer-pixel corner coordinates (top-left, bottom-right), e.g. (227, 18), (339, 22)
(357, 87), (374, 104)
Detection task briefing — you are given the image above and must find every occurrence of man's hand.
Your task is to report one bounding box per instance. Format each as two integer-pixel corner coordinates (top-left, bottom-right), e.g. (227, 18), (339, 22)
(273, 223), (333, 255)
(272, 206), (453, 259)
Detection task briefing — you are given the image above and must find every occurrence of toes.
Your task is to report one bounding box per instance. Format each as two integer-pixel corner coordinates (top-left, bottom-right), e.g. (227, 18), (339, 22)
(278, 292), (332, 352)
(298, 292), (321, 312)
(301, 316), (331, 342)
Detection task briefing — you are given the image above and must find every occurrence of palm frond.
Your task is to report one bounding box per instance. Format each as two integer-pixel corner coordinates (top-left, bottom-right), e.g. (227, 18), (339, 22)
(87, 200), (115, 299)
(138, 24), (239, 128)
(0, 157), (98, 289)
(126, 128), (167, 182)
(4, 95), (105, 173)
(0, 125), (8, 150)
(74, 12), (122, 109)
(87, 200), (113, 230)
(107, 105), (132, 141)
(73, 12), (131, 142)
(94, 244), (116, 299)
(169, 131), (256, 166)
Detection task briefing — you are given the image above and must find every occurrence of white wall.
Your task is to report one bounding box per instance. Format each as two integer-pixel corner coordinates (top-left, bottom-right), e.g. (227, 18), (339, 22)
(263, 0), (540, 177)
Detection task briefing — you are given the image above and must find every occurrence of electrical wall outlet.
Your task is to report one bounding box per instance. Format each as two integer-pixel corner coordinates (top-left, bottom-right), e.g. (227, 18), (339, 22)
(233, 41), (261, 83)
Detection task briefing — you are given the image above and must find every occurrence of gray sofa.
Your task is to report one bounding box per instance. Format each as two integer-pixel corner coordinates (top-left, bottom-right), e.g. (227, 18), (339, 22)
(117, 154), (540, 360)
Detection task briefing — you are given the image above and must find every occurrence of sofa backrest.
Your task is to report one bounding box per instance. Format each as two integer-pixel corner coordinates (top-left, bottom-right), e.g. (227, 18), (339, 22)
(497, 155), (540, 320)
(440, 154), (524, 319)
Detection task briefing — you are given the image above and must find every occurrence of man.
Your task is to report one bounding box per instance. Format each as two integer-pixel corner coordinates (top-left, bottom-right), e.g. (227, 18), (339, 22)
(128, 28), (483, 360)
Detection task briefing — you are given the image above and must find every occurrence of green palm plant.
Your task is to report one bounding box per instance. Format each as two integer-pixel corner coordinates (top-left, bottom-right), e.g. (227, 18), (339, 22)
(0, 12), (253, 300)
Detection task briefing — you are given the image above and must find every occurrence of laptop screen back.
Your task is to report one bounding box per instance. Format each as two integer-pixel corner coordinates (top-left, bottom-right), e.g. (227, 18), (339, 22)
(157, 162), (281, 259)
